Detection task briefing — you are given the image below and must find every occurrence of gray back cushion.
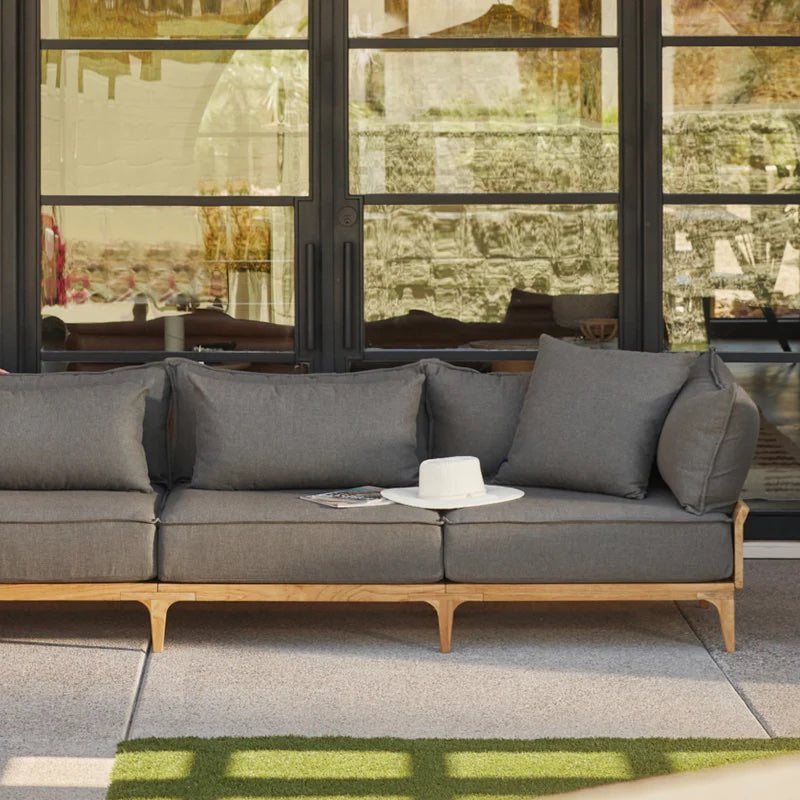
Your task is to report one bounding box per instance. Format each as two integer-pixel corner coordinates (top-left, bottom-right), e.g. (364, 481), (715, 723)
(0, 364), (170, 484)
(0, 381), (152, 491)
(168, 359), (429, 482)
(183, 368), (424, 490)
(495, 335), (698, 498)
(657, 352), (759, 514)
(424, 360), (530, 479)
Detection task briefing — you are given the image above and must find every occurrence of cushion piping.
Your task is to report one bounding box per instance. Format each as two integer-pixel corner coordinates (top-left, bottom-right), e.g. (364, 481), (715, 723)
(694, 385), (738, 515)
(159, 520), (442, 527)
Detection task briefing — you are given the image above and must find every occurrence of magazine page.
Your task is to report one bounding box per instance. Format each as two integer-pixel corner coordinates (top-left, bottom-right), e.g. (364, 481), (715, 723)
(300, 486), (393, 508)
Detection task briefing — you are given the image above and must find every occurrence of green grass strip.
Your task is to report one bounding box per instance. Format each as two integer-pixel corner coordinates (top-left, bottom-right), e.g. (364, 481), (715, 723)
(107, 736), (800, 800)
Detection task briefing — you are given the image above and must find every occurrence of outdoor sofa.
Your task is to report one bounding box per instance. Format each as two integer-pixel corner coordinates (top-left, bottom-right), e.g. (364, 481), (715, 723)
(0, 335), (758, 653)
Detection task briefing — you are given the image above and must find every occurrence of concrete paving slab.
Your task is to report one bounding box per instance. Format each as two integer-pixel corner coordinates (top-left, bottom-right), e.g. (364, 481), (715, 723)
(679, 559), (800, 737)
(0, 603), (148, 800)
(131, 600), (766, 740)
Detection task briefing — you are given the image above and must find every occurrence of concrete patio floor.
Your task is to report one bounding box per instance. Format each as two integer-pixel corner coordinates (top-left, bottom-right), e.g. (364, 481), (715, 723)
(1, 559), (798, 799)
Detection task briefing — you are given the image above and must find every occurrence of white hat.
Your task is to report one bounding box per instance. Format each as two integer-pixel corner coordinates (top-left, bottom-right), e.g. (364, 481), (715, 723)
(381, 456), (523, 509)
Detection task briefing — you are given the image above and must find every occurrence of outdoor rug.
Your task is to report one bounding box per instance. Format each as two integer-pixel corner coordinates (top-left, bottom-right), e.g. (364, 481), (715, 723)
(106, 736), (800, 799)
(741, 418), (800, 501)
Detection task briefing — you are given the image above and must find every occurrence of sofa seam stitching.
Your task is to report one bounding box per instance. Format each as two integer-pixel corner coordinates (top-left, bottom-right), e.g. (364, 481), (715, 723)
(696, 386), (738, 515)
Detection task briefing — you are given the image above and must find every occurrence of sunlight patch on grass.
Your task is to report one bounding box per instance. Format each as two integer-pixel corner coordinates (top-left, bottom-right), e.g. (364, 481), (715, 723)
(111, 750), (194, 781)
(666, 748), (798, 772)
(226, 749), (412, 779)
(220, 796), (413, 800)
(446, 750), (633, 780)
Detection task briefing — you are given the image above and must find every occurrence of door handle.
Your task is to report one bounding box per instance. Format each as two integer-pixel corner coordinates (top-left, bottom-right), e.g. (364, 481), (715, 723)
(305, 242), (316, 350)
(343, 241), (354, 349)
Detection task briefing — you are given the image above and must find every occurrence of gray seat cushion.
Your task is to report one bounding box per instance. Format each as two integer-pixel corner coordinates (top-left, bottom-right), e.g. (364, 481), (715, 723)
(657, 352), (759, 514)
(0, 364), (171, 485)
(424, 360), (529, 479)
(495, 335), (698, 498)
(168, 359), (430, 482)
(443, 487), (732, 583)
(0, 381), (153, 492)
(0, 491), (159, 582)
(158, 488), (443, 583)
(184, 369), (424, 490)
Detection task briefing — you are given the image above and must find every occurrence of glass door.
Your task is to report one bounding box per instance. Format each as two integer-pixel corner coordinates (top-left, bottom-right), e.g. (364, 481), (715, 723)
(345, 0), (622, 370)
(39, 0), (310, 372)
(35, 0), (624, 373)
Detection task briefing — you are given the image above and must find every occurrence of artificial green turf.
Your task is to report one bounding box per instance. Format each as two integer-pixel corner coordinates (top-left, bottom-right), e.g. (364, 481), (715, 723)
(106, 736), (800, 799)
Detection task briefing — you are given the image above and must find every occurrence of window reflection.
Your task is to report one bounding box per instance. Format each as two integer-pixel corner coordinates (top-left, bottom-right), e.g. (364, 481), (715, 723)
(664, 47), (800, 194)
(42, 0), (308, 39)
(363, 204), (619, 350)
(41, 49), (309, 196)
(663, 205), (800, 352)
(663, 0), (800, 36)
(40, 205), (295, 354)
(350, 49), (618, 194)
(349, 0), (615, 38)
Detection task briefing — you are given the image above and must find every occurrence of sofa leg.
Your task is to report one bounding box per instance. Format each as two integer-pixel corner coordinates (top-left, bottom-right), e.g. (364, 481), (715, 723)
(698, 591), (736, 653)
(137, 597), (176, 653)
(426, 597), (463, 653)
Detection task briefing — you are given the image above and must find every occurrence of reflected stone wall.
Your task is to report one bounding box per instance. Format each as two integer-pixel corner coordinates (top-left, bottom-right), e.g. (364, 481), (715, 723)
(364, 205), (618, 323)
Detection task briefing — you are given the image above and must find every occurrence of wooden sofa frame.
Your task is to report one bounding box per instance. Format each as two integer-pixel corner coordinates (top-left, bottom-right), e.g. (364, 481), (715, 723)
(0, 501), (747, 654)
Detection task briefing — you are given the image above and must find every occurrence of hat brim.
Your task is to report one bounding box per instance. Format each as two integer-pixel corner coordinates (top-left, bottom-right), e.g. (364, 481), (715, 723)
(381, 485), (524, 509)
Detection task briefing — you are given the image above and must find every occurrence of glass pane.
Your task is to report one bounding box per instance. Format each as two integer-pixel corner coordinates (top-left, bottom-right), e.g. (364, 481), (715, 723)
(41, 0), (308, 39)
(363, 204), (619, 351)
(40, 205), (295, 354)
(663, 0), (800, 36)
(42, 49), (309, 196)
(663, 47), (800, 194)
(350, 0), (616, 37)
(350, 49), (618, 194)
(731, 364), (800, 505)
(663, 205), (800, 352)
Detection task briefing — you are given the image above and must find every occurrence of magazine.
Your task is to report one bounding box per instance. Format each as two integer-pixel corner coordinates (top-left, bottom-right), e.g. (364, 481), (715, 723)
(300, 486), (393, 508)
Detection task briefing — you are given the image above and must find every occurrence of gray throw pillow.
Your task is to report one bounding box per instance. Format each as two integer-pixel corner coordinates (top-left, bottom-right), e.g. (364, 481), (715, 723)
(425, 360), (530, 478)
(495, 335), (698, 498)
(0, 381), (152, 491)
(187, 369), (424, 490)
(0, 364), (171, 484)
(657, 352), (759, 514)
(167, 359), (429, 482)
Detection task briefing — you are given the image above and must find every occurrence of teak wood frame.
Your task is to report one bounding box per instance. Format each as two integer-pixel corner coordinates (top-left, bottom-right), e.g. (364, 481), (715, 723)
(0, 501), (748, 654)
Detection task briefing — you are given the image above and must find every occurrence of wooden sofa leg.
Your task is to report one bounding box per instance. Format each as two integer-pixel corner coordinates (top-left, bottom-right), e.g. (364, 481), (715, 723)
(136, 597), (177, 653)
(426, 597), (465, 653)
(698, 591), (736, 653)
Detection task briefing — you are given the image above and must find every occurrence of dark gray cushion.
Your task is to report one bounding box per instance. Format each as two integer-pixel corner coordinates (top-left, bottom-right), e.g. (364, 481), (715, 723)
(168, 359), (430, 482)
(0, 364), (171, 484)
(443, 487), (733, 582)
(424, 360), (529, 478)
(551, 292), (618, 330)
(495, 335), (698, 499)
(158, 488), (442, 583)
(186, 369), (424, 489)
(0, 490), (158, 582)
(657, 352), (759, 514)
(0, 382), (153, 491)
